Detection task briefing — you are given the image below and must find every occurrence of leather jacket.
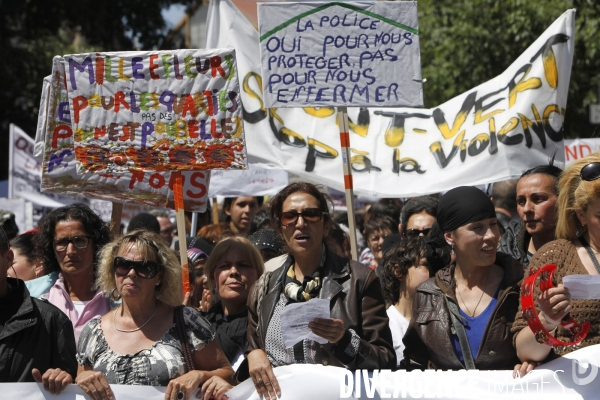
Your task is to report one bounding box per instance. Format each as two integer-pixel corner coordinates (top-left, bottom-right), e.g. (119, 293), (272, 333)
(246, 245), (396, 371)
(0, 278), (77, 381)
(401, 252), (523, 370)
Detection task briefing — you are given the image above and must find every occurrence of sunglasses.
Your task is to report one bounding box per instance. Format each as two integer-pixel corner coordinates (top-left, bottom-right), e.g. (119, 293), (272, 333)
(405, 228), (432, 238)
(113, 256), (161, 279)
(278, 208), (327, 227)
(580, 162), (600, 182)
(54, 236), (91, 252)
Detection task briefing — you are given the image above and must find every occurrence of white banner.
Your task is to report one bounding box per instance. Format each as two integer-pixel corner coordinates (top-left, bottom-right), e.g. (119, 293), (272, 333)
(4, 344), (600, 399)
(257, 1), (423, 108)
(564, 138), (600, 165)
(208, 165), (289, 197)
(0, 198), (29, 233)
(207, 0), (574, 197)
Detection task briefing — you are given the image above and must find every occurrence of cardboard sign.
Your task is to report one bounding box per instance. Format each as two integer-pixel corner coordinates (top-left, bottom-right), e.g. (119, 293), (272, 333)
(38, 58), (210, 211)
(63, 49), (246, 173)
(258, 1), (423, 108)
(208, 165), (289, 196)
(208, 0), (574, 197)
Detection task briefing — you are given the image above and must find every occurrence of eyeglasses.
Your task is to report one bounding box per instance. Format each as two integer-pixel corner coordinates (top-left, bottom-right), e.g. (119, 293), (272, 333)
(54, 236), (91, 252)
(113, 256), (161, 279)
(405, 228), (432, 238)
(580, 162), (600, 182)
(278, 208), (327, 227)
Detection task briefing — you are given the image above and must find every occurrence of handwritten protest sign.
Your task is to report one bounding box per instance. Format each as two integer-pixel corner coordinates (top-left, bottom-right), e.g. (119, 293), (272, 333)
(209, 1), (573, 197)
(38, 58), (210, 211)
(208, 165), (289, 197)
(63, 49), (246, 174)
(258, 1), (423, 108)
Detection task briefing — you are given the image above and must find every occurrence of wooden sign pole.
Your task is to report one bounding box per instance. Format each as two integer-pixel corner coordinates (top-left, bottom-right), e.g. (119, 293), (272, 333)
(212, 197), (219, 224)
(109, 202), (123, 240)
(172, 171), (190, 295)
(337, 106), (359, 261)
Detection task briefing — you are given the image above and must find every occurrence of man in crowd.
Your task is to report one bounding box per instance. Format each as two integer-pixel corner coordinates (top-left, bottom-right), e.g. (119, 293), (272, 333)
(149, 209), (175, 245)
(382, 196), (438, 254)
(0, 226), (77, 389)
(491, 179), (519, 233)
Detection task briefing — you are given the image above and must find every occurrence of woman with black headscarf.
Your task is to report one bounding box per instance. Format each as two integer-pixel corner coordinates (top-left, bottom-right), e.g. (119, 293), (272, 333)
(401, 186), (524, 371)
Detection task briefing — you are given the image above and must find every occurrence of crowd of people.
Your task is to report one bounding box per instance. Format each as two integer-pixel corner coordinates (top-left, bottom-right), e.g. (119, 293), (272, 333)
(1, 154), (600, 399)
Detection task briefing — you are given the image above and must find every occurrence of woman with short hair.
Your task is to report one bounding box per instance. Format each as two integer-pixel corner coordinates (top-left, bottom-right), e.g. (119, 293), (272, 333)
(75, 230), (234, 400)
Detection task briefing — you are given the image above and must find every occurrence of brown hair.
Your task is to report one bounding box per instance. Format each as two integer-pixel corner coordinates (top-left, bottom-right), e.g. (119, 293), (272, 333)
(203, 236), (264, 290)
(197, 222), (233, 245)
(268, 182), (332, 233)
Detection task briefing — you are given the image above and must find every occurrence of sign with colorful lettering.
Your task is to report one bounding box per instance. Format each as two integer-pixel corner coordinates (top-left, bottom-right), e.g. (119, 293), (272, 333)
(63, 49), (246, 174)
(258, 1), (423, 108)
(38, 58), (211, 211)
(209, 0), (574, 197)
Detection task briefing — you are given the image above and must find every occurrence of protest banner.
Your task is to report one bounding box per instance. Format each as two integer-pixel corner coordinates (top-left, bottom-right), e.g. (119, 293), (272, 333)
(4, 344), (600, 399)
(564, 138), (600, 165)
(257, 1), (423, 109)
(9, 123), (85, 227)
(207, 0), (573, 197)
(63, 49), (246, 174)
(39, 57), (211, 211)
(208, 164), (289, 197)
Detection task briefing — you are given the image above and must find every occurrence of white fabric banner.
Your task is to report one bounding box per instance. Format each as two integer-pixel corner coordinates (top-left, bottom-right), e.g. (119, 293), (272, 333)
(3, 344), (600, 399)
(564, 138), (600, 165)
(208, 164), (289, 197)
(257, 1), (423, 108)
(207, 0), (574, 197)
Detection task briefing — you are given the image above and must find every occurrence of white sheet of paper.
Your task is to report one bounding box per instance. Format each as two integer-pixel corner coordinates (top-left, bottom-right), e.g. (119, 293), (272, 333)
(280, 298), (330, 348)
(563, 274), (600, 299)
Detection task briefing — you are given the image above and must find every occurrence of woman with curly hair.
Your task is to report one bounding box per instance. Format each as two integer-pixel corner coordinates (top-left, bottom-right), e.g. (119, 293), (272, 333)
(26, 204), (112, 341)
(48, 230), (234, 400)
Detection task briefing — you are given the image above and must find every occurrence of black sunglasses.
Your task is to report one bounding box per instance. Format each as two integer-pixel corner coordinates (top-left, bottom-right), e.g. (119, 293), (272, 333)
(405, 228), (432, 238)
(580, 162), (600, 182)
(113, 257), (161, 279)
(278, 208), (327, 227)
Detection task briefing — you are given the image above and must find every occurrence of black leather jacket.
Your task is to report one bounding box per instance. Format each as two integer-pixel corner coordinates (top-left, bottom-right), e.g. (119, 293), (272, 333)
(0, 278), (77, 382)
(246, 245), (396, 371)
(401, 253), (523, 371)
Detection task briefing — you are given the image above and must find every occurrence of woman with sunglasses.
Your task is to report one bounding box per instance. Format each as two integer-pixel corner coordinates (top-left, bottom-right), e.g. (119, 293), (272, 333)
(402, 186), (523, 371)
(202, 237), (264, 372)
(75, 230), (234, 400)
(244, 182), (395, 400)
(27, 204), (112, 342)
(513, 154), (600, 366)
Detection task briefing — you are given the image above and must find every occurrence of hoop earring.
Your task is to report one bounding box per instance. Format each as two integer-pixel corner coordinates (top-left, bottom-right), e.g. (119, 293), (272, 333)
(110, 288), (121, 301)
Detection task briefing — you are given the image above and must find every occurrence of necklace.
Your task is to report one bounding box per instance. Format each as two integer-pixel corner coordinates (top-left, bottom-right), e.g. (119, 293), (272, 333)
(456, 268), (491, 318)
(113, 304), (158, 333)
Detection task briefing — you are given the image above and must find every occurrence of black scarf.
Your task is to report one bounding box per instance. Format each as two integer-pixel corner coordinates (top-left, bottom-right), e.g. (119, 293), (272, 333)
(204, 301), (248, 363)
(437, 186), (496, 232)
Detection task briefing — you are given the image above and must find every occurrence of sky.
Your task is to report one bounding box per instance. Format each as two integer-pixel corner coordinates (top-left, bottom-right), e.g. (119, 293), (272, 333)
(162, 4), (187, 29)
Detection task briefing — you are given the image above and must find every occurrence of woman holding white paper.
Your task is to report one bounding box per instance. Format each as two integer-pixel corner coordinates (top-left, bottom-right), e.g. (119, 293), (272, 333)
(513, 153), (600, 363)
(244, 182), (395, 400)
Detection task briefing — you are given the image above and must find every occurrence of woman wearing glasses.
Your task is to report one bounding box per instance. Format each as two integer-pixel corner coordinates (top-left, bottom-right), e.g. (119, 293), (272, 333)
(513, 154), (600, 366)
(27, 204), (112, 342)
(245, 182), (395, 400)
(75, 230), (234, 400)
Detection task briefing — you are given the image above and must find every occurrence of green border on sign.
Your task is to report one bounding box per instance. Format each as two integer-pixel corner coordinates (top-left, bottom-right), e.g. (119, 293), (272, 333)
(259, 2), (420, 42)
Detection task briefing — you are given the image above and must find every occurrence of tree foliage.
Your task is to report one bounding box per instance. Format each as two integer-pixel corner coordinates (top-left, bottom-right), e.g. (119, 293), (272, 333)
(417, 0), (600, 138)
(0, 0), (193, 179)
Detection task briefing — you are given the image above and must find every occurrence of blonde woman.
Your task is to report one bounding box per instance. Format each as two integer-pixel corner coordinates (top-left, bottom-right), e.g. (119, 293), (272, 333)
(202, 237), (264, 371)
(513, 153), (600, 368)
(74, 230), (234, 400)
